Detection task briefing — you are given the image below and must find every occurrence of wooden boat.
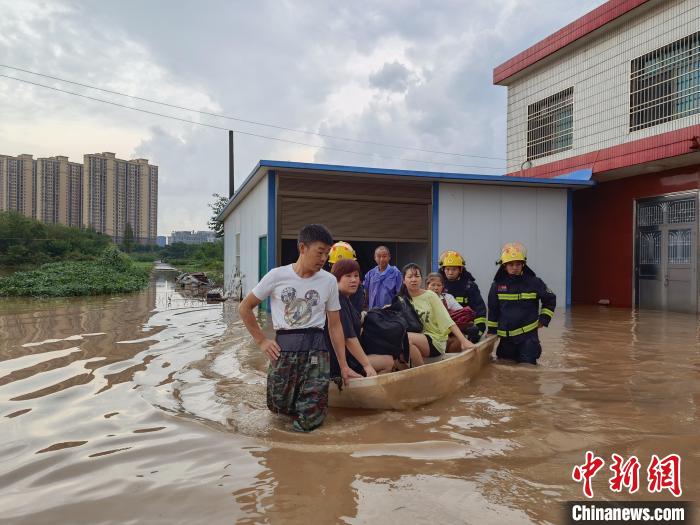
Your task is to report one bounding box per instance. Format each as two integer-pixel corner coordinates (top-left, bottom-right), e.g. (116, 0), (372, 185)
(329, 335), (497, 410)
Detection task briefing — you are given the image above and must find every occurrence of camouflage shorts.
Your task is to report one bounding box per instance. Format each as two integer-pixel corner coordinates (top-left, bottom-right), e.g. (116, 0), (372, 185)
(267, 331), (330, 432)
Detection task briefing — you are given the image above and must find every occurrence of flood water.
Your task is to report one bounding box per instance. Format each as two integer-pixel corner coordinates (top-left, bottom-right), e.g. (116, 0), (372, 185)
(1, 272), (698, 524)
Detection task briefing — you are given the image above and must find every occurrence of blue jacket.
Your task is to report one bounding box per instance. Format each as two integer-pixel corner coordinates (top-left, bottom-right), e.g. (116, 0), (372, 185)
(363, 265), (402, 309)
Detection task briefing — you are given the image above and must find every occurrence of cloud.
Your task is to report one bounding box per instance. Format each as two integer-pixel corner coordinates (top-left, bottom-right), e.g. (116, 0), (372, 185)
(0, 0), (606, 234)
(369, 61), (418, 93)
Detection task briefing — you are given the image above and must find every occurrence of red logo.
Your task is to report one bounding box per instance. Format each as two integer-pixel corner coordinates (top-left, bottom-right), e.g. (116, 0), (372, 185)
(573, 452), (682, 498)
(609, 454), (641, 494)
(647, 454), (682, 497)
(572, 451), (605, 498)
(497, 284), (507, 292)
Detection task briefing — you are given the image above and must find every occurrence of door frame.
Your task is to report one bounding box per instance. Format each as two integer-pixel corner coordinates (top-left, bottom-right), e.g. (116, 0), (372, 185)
(632, 189), (699, 312)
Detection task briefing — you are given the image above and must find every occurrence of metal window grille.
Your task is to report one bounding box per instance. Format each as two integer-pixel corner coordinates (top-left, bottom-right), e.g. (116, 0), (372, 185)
(668, 199), (696, 224)
(639, 230), (661, 264)
(668, 229), (692, 264)
(630, 31), (700, 131)
(527, 87), (573, 160)
(637, 202), (665, 226)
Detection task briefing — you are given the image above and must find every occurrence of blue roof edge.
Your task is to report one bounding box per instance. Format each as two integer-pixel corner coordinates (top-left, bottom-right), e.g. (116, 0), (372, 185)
(218, 160), (596, 221)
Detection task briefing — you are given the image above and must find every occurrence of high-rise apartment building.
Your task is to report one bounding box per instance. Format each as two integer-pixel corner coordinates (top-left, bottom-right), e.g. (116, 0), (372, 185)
(0, 154), (36, 218)
(83, 152), (158, 244)
(1, 152), (158, 244)
(35, 156), (84, 227)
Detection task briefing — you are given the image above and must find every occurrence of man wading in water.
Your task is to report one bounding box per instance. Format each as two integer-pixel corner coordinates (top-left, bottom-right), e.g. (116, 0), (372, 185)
(239, 224), (361, 432)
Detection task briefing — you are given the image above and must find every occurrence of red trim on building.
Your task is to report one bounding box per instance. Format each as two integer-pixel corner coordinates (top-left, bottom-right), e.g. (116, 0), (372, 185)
(508, 125), (700, 179)
(572, 165), (699, 307)
(493, 0), (651, 85)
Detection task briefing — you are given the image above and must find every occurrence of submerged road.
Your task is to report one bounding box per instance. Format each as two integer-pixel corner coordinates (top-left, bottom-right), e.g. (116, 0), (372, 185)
(0, 272), (698, 524)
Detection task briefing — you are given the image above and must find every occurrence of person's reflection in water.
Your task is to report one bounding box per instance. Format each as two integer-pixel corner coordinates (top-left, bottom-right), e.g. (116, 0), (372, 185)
(232, 447), (359, 524)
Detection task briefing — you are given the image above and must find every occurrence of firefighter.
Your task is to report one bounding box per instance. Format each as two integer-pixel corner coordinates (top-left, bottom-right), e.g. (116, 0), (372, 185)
(438, 250), (487, 343)
(486, 242), (556, 364)
(328, 241), (365, 313)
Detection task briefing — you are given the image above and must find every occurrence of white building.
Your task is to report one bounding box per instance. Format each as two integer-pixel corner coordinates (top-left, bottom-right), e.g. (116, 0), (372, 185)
(219, 160), (593, 305)
(494, 0), (699, 312)
(170, 230), (217, 244)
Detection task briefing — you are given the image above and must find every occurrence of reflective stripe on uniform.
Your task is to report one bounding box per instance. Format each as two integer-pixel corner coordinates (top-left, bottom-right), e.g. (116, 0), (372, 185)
(540, 308), (554, 318)
(487, 320), (498, 328)
(497, 292), (538, 300)
(473, 316), (487, 325)
(454, 296), (466, 303)
(496, 320), (539, 338)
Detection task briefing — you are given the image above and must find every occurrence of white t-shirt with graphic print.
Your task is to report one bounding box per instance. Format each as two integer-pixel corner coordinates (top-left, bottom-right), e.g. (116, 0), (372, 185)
(252, 264), (340, 330)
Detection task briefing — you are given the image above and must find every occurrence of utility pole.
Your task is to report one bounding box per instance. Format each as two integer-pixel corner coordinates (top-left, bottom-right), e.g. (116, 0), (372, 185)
(229, 130), (235, 198)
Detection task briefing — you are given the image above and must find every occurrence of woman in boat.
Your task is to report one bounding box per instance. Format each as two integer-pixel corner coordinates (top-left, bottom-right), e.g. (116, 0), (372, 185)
(325, 258), (394, 377)
(399, 263), (475, 367)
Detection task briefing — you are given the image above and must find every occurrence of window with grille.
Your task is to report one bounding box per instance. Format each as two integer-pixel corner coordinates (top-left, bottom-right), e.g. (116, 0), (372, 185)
(668, 229), (692, 265)
(630, 31), (700, 131)
(527, 87), (573, 161)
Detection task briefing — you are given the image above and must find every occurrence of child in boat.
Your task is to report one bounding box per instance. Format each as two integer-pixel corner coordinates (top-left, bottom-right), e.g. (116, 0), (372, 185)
(400, 263), (475, 366)
(438, 250), (487, 343)
(425, 272), (461, 312)
(363, 245), (402, 309)
(328, 241), (366, 313)
(325, 258), (394, 376)
(486, 242), (556, 365)
(238, 224), (361, 432)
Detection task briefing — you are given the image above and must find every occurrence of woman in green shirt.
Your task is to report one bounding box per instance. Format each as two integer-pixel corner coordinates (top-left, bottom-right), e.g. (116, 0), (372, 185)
(400, 263), (475, 366)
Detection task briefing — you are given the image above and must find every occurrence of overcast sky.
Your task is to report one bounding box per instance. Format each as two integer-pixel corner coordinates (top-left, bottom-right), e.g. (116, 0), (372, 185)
(0, 0), (603, 235)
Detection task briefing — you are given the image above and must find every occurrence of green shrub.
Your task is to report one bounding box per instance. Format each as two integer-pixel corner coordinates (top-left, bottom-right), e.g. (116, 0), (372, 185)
(0, 247), (150, 297)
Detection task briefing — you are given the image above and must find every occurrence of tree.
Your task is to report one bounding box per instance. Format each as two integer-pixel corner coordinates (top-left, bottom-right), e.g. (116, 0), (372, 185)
(207, 193), (229, 238)
(122, 223), (135, 253)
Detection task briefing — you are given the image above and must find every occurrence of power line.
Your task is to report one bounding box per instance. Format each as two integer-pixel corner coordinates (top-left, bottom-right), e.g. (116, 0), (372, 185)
(0, 73), (505, 171)
(0, 64), (507, 161)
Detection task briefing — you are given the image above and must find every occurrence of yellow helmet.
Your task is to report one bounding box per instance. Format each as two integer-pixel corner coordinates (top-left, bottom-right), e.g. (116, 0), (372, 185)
(438, 250), (465, 268)
(329, 241), (356, 264)
(499, 242), (527, 264)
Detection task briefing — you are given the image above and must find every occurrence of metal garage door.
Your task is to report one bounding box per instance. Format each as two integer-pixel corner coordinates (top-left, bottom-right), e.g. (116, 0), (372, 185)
(277, 171), (432, 243)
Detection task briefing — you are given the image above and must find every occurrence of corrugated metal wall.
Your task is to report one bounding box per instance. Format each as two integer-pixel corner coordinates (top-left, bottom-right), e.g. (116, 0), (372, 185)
(438, 183), (569, 306)
(223, 174), (268, 295)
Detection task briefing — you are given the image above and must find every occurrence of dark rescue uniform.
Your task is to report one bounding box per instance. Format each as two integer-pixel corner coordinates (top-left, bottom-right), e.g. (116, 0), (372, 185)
(440, 270), (488, 343)
(487, 266), (556, 364)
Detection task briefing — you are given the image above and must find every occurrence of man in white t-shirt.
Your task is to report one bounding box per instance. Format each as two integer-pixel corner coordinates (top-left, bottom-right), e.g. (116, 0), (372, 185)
(239, 224), (362, 432)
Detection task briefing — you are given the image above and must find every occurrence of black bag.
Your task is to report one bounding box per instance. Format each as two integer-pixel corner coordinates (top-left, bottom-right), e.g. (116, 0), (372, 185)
(388, 295), (423, 333)
(360, 308), (410, 362)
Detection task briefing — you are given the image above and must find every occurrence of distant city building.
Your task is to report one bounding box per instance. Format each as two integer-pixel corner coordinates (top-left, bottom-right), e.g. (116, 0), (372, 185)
(35, 156), (84, 228)
(83, 152), (158, 244)
(0, 152), (158, 244)
(169, 230), (217, 244)
(156, 235), (167, 247)
(0, 154), (35, 218)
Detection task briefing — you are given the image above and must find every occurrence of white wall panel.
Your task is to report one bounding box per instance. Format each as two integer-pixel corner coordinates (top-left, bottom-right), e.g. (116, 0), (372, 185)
(439, 183), (568, 306)
(505, 0), (700, 172)
(223, 174), (268, 295)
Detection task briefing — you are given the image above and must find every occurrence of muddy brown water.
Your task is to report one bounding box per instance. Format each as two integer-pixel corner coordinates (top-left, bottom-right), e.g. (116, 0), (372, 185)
(1, 273), (698, 524)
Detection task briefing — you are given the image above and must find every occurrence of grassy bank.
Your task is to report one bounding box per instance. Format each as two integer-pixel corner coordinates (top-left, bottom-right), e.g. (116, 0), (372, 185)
(0, 246), (150, 297)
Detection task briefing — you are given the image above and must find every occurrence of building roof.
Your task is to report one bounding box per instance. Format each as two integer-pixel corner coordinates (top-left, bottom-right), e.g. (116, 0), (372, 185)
(493, 0), (652, 85)
(217, 160), (595, 221)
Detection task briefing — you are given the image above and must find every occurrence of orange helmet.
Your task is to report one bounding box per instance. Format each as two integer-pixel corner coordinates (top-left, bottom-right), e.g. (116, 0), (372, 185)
(328, 241), (356, 264)
(438, 250), (466, 268)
